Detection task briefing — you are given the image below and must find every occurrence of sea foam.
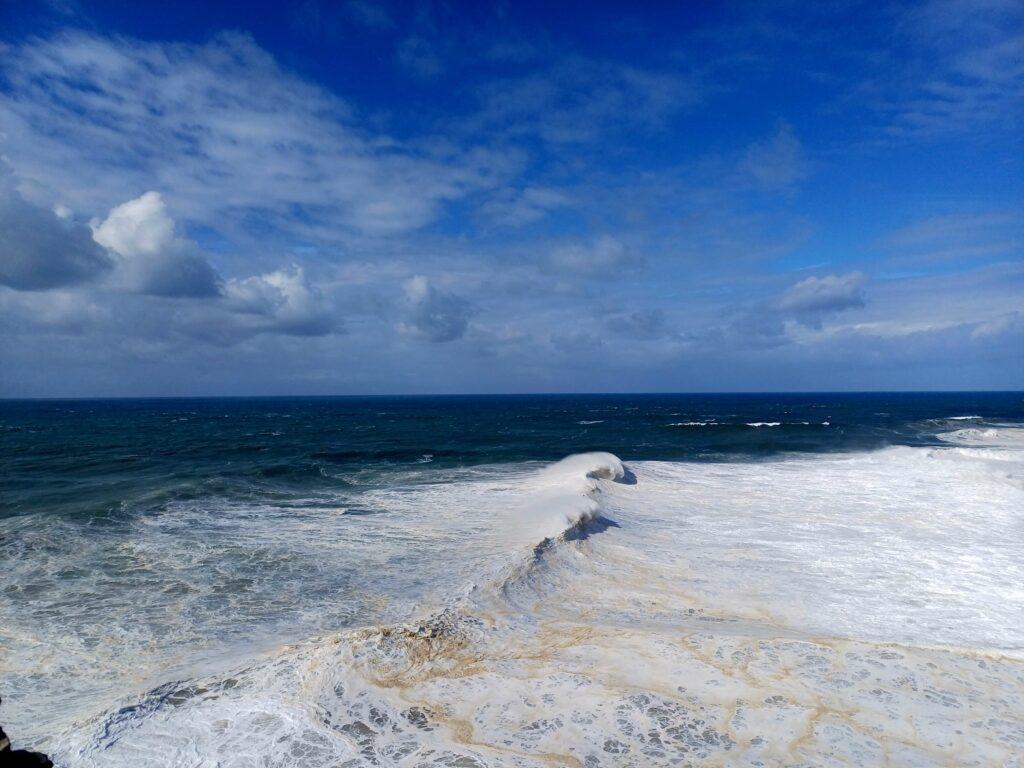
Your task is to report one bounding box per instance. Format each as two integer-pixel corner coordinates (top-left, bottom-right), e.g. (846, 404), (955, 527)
(23, 436), (1024, 766)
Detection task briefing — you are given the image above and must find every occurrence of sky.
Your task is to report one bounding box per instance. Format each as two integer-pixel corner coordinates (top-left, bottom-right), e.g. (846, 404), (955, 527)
(0, 0), (1021, 396)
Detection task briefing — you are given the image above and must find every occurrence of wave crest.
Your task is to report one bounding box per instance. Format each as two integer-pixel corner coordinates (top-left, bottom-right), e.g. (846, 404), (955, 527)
(937, 425), (1024, 448)
(519, 452), (626, 542)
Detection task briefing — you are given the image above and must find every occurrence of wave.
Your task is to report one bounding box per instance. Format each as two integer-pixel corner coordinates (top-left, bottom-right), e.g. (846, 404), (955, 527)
(47, 452), (635, 766)
(506, 451), (625, 544)
(937, 425), (1024, 448)
(37, 441), (1024, 766)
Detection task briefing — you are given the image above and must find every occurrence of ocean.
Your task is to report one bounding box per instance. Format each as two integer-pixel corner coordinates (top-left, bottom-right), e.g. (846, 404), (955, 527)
(1, 392), (1022, 766)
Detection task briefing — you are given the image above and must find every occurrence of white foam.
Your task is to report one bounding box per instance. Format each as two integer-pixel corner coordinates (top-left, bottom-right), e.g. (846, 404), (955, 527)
(505, 452), (625, 544)
(13, 438), (1024, 766)
(937, 425), (1024, 448)
(745, 421), (780, 427)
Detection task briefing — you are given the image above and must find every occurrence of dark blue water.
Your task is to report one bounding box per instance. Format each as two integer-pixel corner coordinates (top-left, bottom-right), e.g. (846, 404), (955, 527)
(2, 392), (1021, 521)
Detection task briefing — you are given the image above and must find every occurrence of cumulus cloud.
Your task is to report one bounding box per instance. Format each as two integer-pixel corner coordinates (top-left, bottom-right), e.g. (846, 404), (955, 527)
(224, 266), (335, 336)
(775, 272), (868, 317)
(0, 172), (111, 291)
(730, 271), (870, 343)
(546, 236), (642, 277)
(399, 275), (471, 342)
(91, 192), (221, 297)
(92, 192), (174, 258)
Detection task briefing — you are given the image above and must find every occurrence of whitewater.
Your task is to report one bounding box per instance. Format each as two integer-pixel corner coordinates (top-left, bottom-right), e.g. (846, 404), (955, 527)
(2, 416), (1021, 767)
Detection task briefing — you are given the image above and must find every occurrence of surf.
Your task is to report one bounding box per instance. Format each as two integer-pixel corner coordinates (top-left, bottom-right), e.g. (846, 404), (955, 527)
(38, 433), (1024, 766)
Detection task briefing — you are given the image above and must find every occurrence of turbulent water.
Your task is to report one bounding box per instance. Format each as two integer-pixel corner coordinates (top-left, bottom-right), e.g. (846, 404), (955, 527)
(1, 393), (1023, 767)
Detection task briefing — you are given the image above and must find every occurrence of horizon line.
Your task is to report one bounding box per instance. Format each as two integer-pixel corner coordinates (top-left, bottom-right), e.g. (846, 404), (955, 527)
(1, 389), (1022, 402)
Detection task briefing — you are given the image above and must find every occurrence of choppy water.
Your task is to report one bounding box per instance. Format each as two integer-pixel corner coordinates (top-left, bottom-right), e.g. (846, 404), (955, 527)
(1, 393), (1023, 766)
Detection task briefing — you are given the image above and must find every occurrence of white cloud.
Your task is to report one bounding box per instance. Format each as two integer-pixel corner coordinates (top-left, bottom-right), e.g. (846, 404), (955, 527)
(0, 32), (516, 243)
(92, 192), (175, 259)
(224, 266), (335, 336)
(776, 272), (868, 315)
(727, 271), (870, 344)
(92, 192), (220, 297)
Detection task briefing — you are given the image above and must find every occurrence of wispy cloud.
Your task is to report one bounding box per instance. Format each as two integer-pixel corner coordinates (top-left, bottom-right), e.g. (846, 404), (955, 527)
(866, 0), (1024, 138)
(467, 57), (700, 146)
(738, 123), (809, 191)
(881, 209), (1023, 266)
(346, 0), (395, 30)
(0, 31), (515, 244)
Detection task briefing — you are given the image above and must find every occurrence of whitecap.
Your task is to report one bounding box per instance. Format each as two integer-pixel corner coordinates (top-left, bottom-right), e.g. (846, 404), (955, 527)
(44, 440), (1024, 767)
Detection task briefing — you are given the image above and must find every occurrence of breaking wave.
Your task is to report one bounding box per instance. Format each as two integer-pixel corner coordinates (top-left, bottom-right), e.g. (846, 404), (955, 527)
(28, 437), (1024, 766)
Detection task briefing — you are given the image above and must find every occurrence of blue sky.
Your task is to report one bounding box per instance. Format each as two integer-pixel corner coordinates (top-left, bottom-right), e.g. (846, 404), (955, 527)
(0, 0), (1021, 396)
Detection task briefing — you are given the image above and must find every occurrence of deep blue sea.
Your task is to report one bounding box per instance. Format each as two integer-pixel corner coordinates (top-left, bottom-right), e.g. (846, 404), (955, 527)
(4, 392), (1022, 520)
(2, 392), (1023, 766)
